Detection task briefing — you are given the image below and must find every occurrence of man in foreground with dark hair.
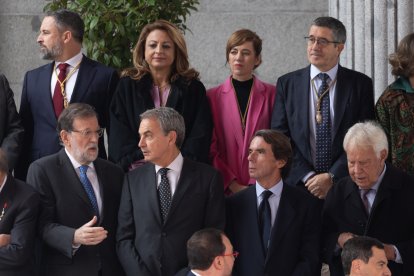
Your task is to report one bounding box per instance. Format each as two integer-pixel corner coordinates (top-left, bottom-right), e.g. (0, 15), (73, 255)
(341, 236), (391, 276)
(226, 129), (321, 275)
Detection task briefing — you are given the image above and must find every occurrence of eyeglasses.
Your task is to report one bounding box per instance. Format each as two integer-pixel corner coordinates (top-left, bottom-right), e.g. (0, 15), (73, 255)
(304, 36), (340, 47)
(70, 128), (104, 138)
(220, 251), (239, 259)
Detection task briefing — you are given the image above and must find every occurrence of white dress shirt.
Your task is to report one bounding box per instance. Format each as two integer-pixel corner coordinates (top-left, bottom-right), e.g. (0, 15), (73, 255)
(155, 153), (184, 196)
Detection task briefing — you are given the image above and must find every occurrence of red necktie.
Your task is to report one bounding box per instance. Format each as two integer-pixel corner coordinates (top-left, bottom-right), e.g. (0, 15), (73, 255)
(53, 63), (69, 118)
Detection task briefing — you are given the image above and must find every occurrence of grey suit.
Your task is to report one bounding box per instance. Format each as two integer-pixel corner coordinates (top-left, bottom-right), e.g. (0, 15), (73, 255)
(116, 158), (225, 276)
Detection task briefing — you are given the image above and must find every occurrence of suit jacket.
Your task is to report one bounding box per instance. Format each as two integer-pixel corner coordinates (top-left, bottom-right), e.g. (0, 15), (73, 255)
(109, 74), (212, 171)
(226, 184), (321, 276)
(0, 74), (24, 170)
(271, 65), (374, 187)
(0, 175), (39, 276)
(116, 158), (225, 276)
(322, 164), (414, 276)
(26, 149), (124, 276)
(207, 76), (276, 192)
(16, 56), (119, 180)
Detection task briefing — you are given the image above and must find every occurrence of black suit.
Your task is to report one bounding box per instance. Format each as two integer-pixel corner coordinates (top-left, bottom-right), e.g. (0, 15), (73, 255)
(226, 184), (321, 276)
(16, 56), (119, 180)
(0, 74), (24, 170)
(116, 158), (225, 276)
(0, 175), (39, 276)
(322, 164), (414, 276)
(271, 65), (374, 187)
(26, 149), (124, 276)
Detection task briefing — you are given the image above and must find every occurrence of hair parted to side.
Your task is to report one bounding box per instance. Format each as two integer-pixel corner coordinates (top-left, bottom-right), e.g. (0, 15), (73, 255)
(57, 103), (98, 134)
(341, 236), (385, 275)
(46, 9), (84, 43)
(389, 33), (414, 78)
(140, 107), (185, 148)
(343, 121), (388, 158)
(187, 228), (226, 271)
(0, 148), (9, 173)
(312, 16), (346, 43)
(252, 129), (292, 178)
(226, 29), (263, 69)
(122, 19), (199, 82)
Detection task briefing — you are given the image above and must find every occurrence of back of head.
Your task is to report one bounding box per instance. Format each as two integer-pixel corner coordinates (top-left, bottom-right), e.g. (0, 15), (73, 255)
(226, 29), (262, 68)
(187, 228), (226, 271)
(341, 236), (384, 275)
(47, 9), (84, 44)
(389, 32), (414, 78)
(312, 16), (347, 43)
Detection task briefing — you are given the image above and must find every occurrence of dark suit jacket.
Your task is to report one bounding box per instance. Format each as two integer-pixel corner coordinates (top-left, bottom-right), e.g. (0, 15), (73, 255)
(26, 149), (124, 276)
(109, 74), (212, 171)
(116, 158), (225, 276)
(226, 184), (321, 276)
(322, 164), (414, 276)
(16, 56), (119, 180)
(0, 74), (24, 170)
(271, 65), (374, 187)
(0, 175), (39, 276)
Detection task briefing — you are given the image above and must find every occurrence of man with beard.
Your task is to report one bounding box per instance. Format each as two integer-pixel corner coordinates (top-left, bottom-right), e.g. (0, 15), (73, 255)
(27, 103), (124, 276)
(16, 9), (118, 180)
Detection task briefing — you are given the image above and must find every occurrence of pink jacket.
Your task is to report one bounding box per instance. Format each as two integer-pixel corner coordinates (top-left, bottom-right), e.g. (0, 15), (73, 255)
(207, 76), (276, 194)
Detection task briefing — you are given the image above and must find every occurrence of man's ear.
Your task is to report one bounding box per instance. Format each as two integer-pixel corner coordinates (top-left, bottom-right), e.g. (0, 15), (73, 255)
(60, 130), (69, 146)
(62, 30), (72, 44)
(167, 130), (177, 145)
(212, 256), (223, 270)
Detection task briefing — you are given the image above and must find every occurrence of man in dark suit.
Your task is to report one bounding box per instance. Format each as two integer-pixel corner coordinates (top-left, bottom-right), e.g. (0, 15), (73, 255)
(176, 228), (235, 276)
(0, 149), (39, 276)
(27, 103), (124, 276)
(116, 107), (225, 276)
(322, 121), (414, 276)
(271, 16), (375, 199)
(16, 9), (119, 180)
(0, 74), (24, 171)
(226, 129), (321, 276)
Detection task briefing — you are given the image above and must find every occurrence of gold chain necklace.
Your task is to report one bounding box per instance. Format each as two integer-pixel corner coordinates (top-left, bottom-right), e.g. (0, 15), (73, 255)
(231, 78), (253, 132)
(311, 76), (337, 124)
(54, 61), (82, 108)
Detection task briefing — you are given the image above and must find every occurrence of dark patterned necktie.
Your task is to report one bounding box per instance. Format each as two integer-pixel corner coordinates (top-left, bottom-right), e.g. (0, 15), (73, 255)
(259, 190), (273, 253)
(315, 73), (332, 172)
(158, 168), (171, 223)
(79, 165), (100, 219)
(53, 63), (69, 118)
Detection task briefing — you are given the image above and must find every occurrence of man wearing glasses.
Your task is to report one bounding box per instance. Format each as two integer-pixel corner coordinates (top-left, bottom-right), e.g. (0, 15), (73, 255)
(271, 17), (375, 200)
(26, 103), (124, 276)
(226, 130), (321, 275)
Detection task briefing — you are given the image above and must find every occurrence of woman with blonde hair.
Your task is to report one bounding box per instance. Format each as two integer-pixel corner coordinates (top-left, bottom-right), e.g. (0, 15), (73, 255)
(109, 20), (212, 171)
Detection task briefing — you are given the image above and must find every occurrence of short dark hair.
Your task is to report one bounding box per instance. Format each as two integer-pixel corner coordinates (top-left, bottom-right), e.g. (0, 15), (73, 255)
(0, 148), (9, 173)
(226, 29), (263, 69)
(341, 236), (385, 275)
(57, 103), (98, 134)
(312, 16), (346, 43)
(187, 228), (226, 271)
(252, 129), (292, 178)
(47, 9), (84, 43)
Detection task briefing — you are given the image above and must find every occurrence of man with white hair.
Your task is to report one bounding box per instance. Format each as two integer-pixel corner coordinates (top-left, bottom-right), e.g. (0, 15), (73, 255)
(322, 121), (414, 276)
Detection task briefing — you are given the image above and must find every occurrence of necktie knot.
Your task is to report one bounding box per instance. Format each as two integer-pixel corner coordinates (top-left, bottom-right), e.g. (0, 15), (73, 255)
(159, 168), (169, 178)
(318, 73), (329, 83)
(262, 190), (273, 201)
(79, 165), (88, 175)
(58, 63), (69, 76)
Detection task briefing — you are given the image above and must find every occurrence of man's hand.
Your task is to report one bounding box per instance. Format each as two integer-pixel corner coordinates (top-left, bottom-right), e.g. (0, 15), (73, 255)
(305, 173), (332, 199)
(73, 216), (107, 246)
(229, 180), (247, 194)
(338, 232), (356, 248)
(0, 234), (11, 247)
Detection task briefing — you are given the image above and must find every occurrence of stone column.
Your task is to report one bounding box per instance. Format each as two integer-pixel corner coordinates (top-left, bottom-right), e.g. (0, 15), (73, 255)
(329, 0), (414, 100)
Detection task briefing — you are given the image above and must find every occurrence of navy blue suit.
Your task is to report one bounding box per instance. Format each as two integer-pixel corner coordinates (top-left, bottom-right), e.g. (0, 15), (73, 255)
(16, 56), (118, 180)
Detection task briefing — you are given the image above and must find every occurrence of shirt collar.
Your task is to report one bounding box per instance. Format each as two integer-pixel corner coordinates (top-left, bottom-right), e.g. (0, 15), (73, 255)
(389, 76), (414, 93)
(255, 178), (284, 198)
(310, 63), (339, 81)
(64, 148), (95, 171)
(155, 153), (184, 173)
(55, 51), (83, 68)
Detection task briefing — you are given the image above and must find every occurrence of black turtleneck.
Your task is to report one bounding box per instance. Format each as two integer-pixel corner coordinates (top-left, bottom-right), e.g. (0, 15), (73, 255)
(232, 77), (253, 116)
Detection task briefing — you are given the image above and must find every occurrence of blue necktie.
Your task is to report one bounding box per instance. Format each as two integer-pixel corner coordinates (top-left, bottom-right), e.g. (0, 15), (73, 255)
(158, 168), (171, 223)
(259, 190), (273, 253)
(315, 73), (332, 173)
(79, 165), (100, 219)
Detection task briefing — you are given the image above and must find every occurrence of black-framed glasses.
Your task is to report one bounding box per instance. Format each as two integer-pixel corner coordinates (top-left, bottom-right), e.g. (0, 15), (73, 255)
(220, 251), (239, 259)
(70, 128), (104, 138)
(304, 36), (340, 47)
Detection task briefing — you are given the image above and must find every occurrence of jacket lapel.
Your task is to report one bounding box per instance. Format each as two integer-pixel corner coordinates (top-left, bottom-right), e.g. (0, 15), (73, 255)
(332, 65), (351, 139)
(39, 63), (58, 123)
(296, 67), (312, 161)
(71, 55), (96, 103)
(142, 163), (163, 225)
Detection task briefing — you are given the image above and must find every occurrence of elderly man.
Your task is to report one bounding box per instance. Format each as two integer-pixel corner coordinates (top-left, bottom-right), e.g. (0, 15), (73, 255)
(226, 129), (321, 276)
(341, 236), (391, 276)
(0, 149), (39, 276)
(116, 107), (225, 276)
(27, 103), (124, 276)
(322, 121), (414, 276)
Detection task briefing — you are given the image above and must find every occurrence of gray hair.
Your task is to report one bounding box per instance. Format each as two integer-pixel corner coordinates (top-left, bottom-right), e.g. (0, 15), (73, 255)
(343, 121), (388, 158)
(57, 103), (98, 133)
(140, 107), (185, 148)
(312, 16), (347, 43)
(0, 148), (9, 173)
